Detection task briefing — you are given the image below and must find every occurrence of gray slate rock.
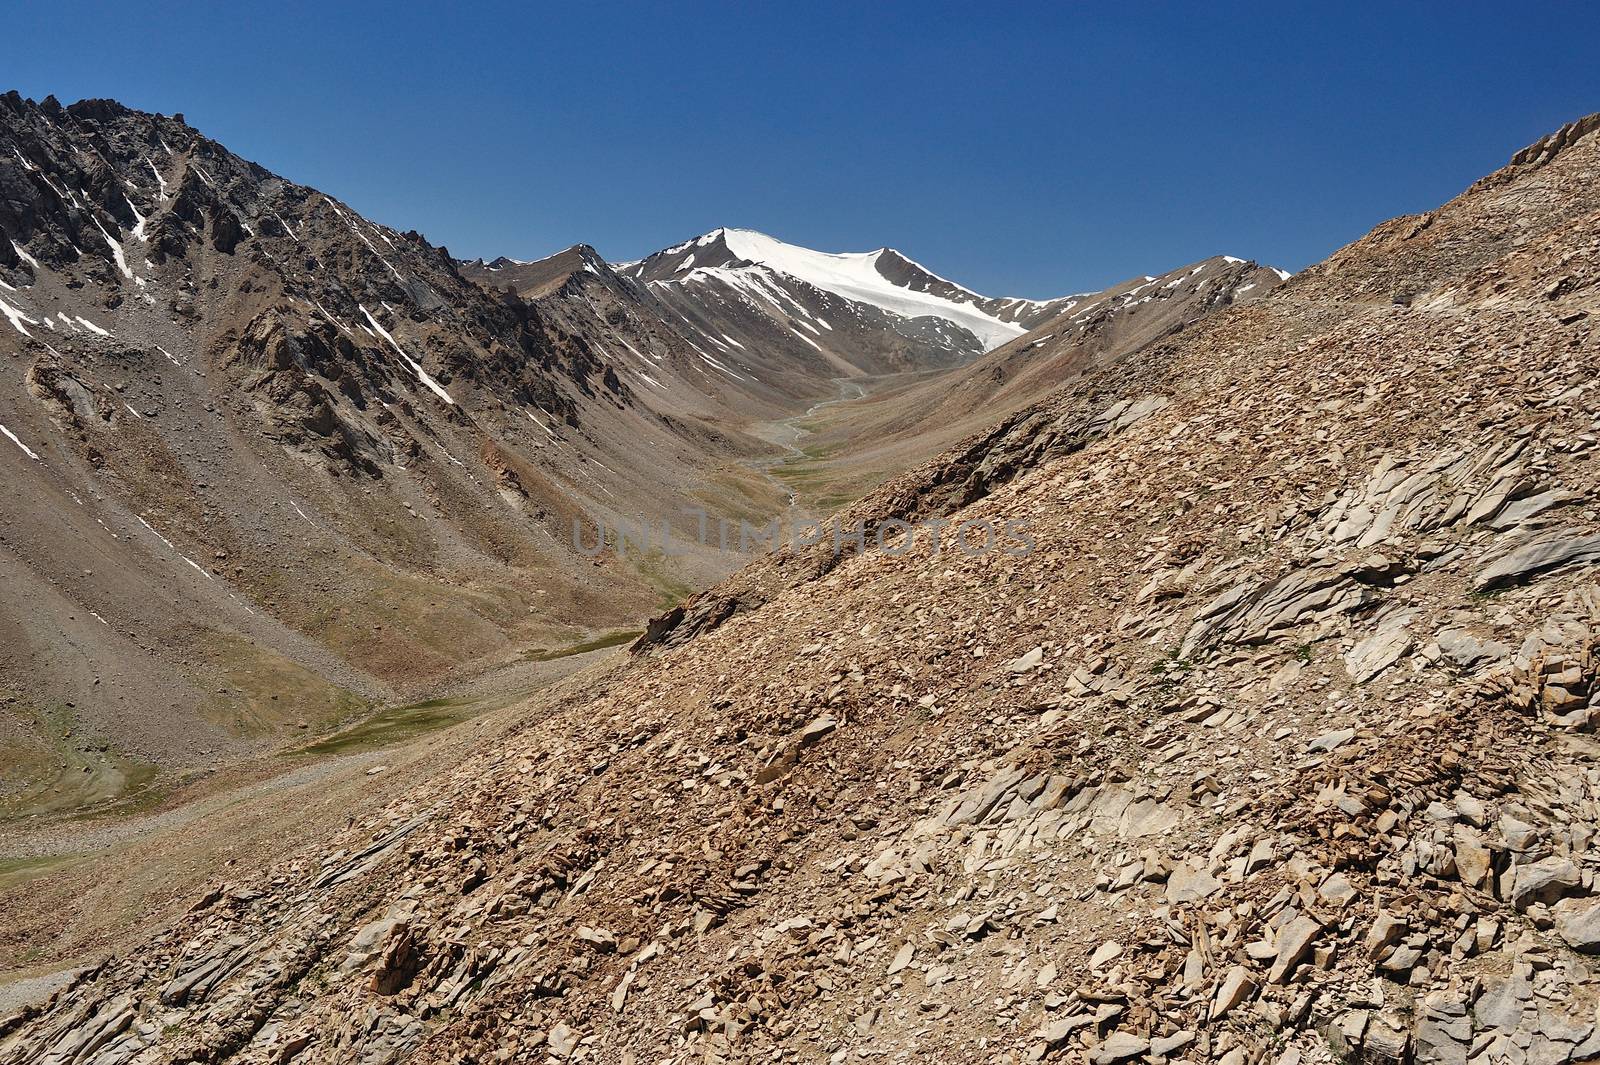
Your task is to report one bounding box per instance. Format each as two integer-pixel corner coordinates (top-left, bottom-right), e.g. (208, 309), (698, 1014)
(1476, 530), (1600, 590)
(1509, 856), (1581, 909)
(1554, 898), (1600, 953)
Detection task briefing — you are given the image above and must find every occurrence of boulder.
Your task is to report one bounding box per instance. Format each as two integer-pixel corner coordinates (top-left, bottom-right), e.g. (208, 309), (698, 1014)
(1509, 857), (1581, 909)
(1476, 530), (1600, 590)
(1345, 610), (1415, 682)
(1212, 965), (1256, 1019)
(1554, 899), (1600, 953)
(1092, 1033), (1149, 1064)
(1268, 916), (1321, 984)
(1436, 627), (1511, 670)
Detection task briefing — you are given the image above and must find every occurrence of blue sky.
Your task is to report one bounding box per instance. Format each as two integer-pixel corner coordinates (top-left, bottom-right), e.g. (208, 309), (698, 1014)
(7, 2), (1598, 296)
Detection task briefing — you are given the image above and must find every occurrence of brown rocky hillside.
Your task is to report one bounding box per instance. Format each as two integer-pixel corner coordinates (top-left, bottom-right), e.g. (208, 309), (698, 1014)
(5, 114), (1600, 1065)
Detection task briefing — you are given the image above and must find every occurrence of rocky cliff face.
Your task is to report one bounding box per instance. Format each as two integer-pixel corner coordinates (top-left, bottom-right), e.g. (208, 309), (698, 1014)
(5, 113), (1599, 1065)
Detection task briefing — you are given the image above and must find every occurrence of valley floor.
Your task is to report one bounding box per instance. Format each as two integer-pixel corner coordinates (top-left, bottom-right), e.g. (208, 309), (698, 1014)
(0, 373), (906, 1004)
(0, 644), (623, 1005)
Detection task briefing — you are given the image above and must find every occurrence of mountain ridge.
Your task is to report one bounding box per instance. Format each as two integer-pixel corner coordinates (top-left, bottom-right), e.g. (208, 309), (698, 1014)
(464, 228), (1289, 409)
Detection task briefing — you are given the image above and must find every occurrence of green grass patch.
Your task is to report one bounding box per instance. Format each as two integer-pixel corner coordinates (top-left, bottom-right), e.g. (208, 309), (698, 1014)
(287, 697), (477, 758)
(523, 629), (642, 662)
(769, 460), (884, 513)
(0, 703), (162, 823)
(0, 854), (81, 891)
(276, 560), (532, 683)
(632, 551), (696, 610)
(186, 630), (371, 738)
(690, 466), (792, 525)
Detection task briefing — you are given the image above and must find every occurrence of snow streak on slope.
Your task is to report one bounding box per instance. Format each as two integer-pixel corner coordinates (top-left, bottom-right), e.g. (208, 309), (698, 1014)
(715, 229), (1028, 351)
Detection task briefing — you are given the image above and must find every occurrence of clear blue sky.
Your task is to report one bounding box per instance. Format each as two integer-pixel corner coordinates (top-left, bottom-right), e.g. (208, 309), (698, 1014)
(7, 2), (1597, 297)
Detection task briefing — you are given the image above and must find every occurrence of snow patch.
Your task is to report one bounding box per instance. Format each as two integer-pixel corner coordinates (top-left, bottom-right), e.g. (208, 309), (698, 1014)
(0, 423), (41, 461)
(789, 325), (824, 352)
(271, 210), (301, 242)
(359, 305), (455, 405)
(126, 196), (149, 242)
(137, 516), (213, 580)
(716, 229), (1025, 350)
(0, 294), (38, 337)
(93, 218), (142, 284)
(10, 241), (40, 270)
(615, 336), (661, 366)
(526, 404), (559, 441)
(330, 200), (404, 282)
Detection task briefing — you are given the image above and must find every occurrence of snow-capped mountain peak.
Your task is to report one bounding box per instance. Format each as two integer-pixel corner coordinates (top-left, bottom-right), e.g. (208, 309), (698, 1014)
(622, 228), (1081, 353)
(712, 229), (1024, 351)
(469, 228), (1291, 393)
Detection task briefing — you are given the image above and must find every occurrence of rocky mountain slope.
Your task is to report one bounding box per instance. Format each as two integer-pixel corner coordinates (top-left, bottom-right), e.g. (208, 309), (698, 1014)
(895, 254), (1289, 429)
(6, 113), (1599, 1065)
(0, 93), (799, 815)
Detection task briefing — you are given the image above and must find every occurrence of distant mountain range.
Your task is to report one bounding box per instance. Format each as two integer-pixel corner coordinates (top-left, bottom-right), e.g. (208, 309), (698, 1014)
(464, 227), (1285, 402)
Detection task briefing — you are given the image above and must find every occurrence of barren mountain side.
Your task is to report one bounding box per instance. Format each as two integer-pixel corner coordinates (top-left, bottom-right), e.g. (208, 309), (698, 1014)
(1290, 113), (1600, 306)
(0, 93), (801, 801)
(631, 298), (1339, 655)
(3, 117), (1598, 1065)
